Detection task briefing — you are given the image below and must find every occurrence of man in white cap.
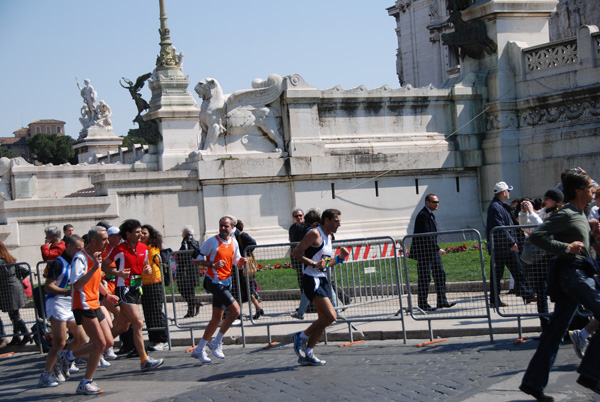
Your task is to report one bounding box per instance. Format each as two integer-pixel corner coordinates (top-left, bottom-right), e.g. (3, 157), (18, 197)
(486, 181), (536, 307)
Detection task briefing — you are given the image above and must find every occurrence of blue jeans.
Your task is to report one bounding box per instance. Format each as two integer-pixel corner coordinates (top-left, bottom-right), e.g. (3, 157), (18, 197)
(522, 262), (600, 391)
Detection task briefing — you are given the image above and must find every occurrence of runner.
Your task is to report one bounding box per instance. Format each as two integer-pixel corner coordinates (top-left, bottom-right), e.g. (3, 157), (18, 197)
(291, 208), (349, 366)
(57, 226), (118, 395)
(38, 235), (87, 387)
(190, 216), (247, 363)
(101, 219), (163, 372)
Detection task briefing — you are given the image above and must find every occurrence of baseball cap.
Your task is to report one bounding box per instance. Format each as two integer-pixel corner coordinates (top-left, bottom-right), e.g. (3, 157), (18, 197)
(107, 226), (120, 236)
(493, 181), (513, 193)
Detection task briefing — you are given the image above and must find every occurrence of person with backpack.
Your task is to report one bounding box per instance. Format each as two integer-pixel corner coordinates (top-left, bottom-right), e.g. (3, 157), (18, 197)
(178, 225), (202, 318)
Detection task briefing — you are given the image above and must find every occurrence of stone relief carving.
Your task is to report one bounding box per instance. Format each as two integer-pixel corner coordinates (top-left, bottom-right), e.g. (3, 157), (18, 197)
(485, 112), (518, 131)
(517, 98), (600, 127)
(442, 12), (497, 60)
(194, 74), (284, 152)
(76, 78), (115, 139)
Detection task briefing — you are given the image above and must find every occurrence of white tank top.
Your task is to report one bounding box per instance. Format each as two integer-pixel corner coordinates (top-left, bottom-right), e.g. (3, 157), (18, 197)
(302, 226), (332, 278)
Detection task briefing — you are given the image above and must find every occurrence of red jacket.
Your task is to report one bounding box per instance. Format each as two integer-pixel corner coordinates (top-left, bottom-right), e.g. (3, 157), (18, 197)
(41, 241), (65, 261)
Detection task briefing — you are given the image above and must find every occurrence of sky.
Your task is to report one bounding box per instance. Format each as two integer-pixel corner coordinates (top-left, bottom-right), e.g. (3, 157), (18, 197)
(0, 1), (399, 139)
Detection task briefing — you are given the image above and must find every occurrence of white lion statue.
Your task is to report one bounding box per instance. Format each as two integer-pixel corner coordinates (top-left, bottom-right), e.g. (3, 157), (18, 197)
(194, 74), (284, 152)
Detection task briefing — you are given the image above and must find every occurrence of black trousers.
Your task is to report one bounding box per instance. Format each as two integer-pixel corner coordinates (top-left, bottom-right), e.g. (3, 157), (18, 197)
(141, 282), (168, 343)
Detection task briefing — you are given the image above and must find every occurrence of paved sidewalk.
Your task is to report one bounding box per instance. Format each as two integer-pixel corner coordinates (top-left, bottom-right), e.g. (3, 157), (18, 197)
(1, 334), (596, 401)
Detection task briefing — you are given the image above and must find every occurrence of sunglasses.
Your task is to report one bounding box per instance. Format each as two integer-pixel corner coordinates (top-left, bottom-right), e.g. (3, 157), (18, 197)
(429, 200), (439, 204)
(294, 214), (303, 218)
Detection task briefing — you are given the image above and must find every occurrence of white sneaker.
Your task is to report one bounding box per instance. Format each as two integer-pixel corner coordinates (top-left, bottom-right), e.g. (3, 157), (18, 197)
(140, 355), (164, 372)
(38, 372), (58, 387)
(207, 339), (225, 359)
(148, 342), (168, 352)
(53, 363), (66, 382)
(191, 346), (202, 358)
(57, 350), (72, 379)
(69, 361), (79, 373)
(103, 347), (117, 360)
(98, 356), (111, 368)
(197, 347), (212, 363)
(231, 319), (241, 326)
(76, 380), (103, 395)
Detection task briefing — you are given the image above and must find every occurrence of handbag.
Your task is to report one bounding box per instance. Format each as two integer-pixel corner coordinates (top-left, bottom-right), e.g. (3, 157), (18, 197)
(520, 237), (546, 265)
(16, 264), (30, 280)
(22, 278), (33, 298)
(244, 253), (258, 277)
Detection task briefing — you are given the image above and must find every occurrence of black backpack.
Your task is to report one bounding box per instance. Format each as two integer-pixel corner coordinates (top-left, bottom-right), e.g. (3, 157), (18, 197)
(154, 248), (173, 286)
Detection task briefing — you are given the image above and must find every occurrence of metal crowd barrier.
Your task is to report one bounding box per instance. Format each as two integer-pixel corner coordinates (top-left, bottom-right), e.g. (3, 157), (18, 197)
(240, 238), (407, 344)
(0, 262), (42, 352)
(488, 225), (555, 337)
(401, 229), (493, 342)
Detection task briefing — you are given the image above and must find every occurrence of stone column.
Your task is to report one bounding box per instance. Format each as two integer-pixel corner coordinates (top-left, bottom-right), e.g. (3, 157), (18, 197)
(458, 0), (558, 201)
(145, 0), (200, 171)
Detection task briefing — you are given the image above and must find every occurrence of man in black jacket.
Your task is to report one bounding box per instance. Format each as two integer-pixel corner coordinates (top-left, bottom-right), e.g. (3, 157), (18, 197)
(179, 225), (202, 318)
(486, 181), (535, 307)
(411, 194), (454, 312)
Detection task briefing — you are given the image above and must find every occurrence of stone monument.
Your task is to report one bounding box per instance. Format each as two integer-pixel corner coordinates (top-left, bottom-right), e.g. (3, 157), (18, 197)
(192, 74), (285, 159)
(72, 78), (123, 163)
(144, 0), (199, 171)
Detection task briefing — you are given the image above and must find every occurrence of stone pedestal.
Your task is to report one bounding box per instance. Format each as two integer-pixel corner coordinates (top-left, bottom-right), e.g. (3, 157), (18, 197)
(459, 0), (558, 200)
(145, 67), (200, 171)
(73, 125), (123, 164)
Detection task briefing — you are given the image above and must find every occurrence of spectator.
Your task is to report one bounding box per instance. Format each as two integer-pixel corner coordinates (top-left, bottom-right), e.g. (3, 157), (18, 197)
(41, 226), (66, 262)
(232, 219), (264, 320)
(289, 209), (307, 287)
(0, 240), (31, 346)
(62, 224), (74, 241)
(411, 193), (455, 311)
(178, 225), (202, 318)
(486, 181), (536, 307)
(141, 224), (169, 351)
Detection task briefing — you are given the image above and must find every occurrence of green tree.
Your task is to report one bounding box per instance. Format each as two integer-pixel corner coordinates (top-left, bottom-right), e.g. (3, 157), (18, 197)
(27, 134), (76, 165)
(121, 131), (148, 150)
(0, 146), (18, 159)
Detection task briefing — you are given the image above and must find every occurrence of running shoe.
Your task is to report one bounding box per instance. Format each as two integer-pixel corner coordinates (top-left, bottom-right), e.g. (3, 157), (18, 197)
(140, 356), (164, 372)
(191, 346), (203, 358)
(57, 350), (72, 379)
(197, 347), (212, 364)
(299, 352), (326, 366)
(76, 380), (103, 395)
(69, 361), (80, 373)
(148, 342), (168, 352)
(569, 330), (587, 359)
(38, 372), (59, 388)
(290, 311), (305, 320)
(103, 347), (117, 360)
(207, 339), (225, 359)
(292, 332), (306, 358)
(53, 363), (66, 382)
(98, 355), (111, 368)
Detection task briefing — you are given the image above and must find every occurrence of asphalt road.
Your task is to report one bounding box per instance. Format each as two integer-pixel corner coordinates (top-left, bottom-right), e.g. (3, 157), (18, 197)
(0, 335), (597, 401)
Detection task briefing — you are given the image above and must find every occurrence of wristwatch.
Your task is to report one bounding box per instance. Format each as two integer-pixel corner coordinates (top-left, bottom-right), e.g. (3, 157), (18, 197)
(310, 261), (316, 268)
